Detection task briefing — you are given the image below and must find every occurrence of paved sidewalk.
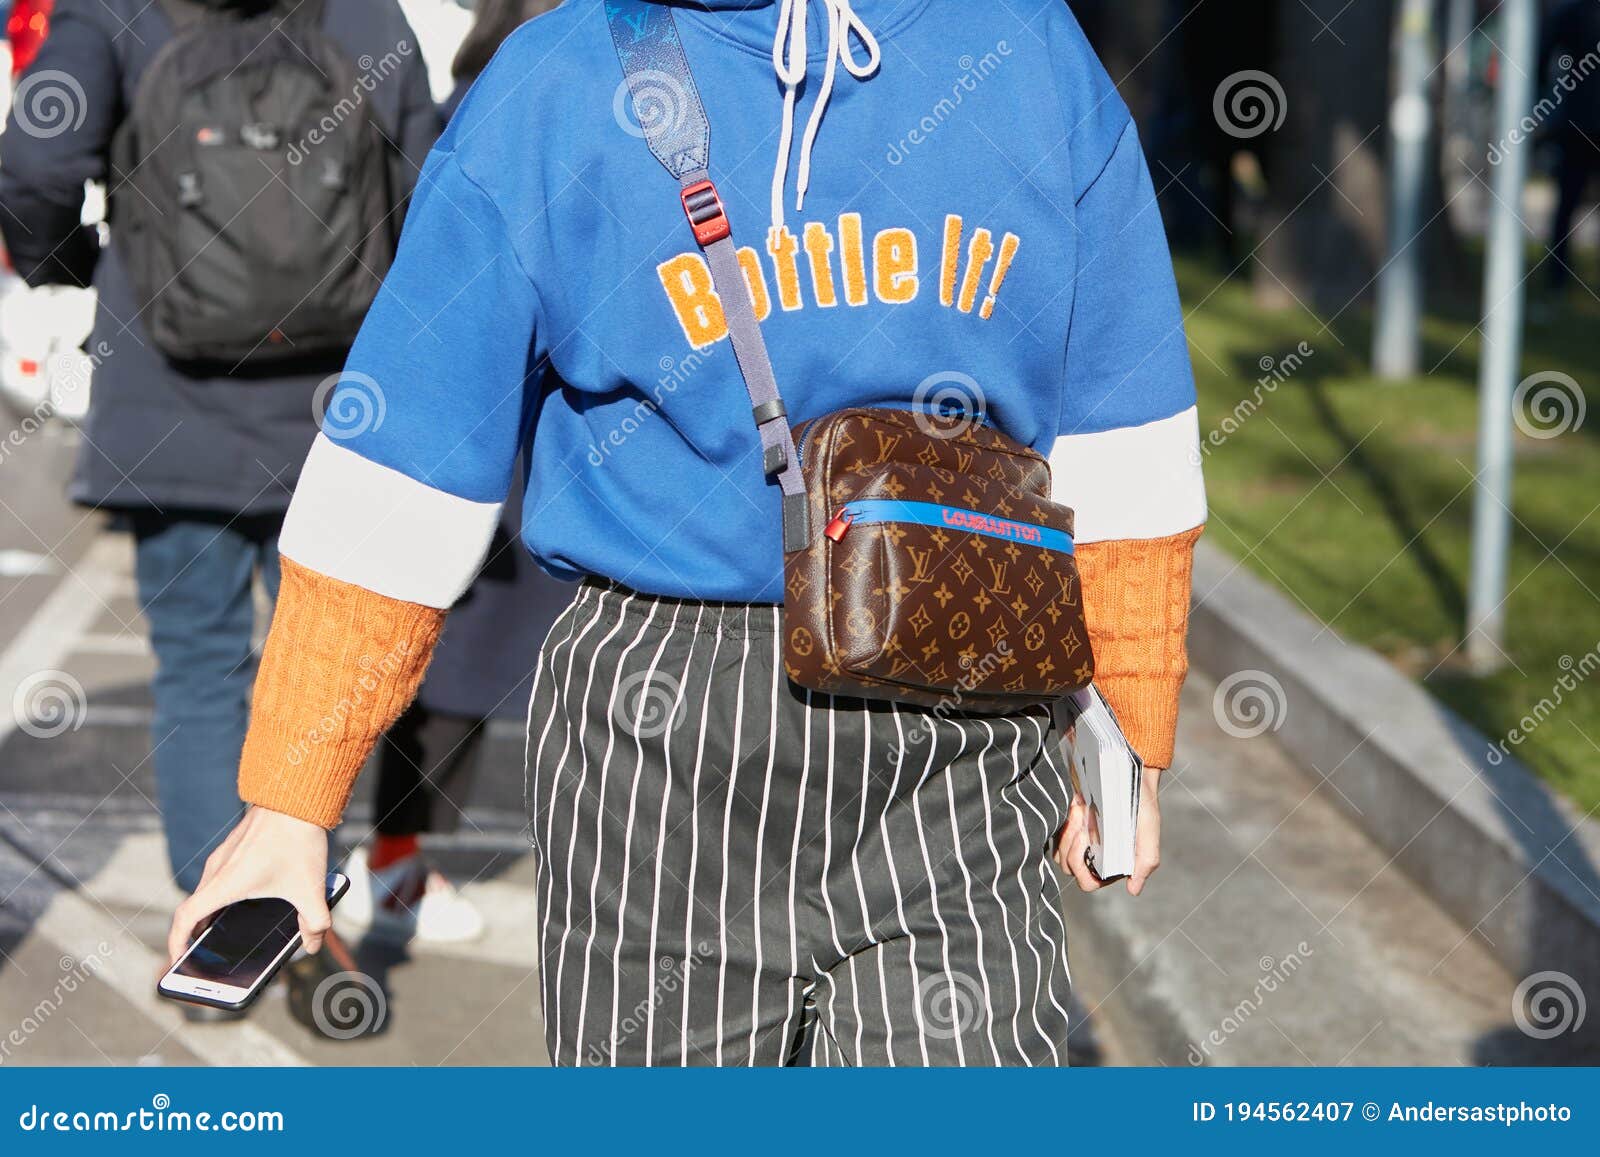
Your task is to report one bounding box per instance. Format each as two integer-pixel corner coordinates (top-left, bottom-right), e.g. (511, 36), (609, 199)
(0, 528), (550, 1066)
(1064, 671), (1566, 1067)
(0, 521), (1551, 1068)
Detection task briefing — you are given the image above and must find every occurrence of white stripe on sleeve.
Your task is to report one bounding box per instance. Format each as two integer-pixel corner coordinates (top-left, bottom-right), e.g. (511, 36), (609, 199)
(277, 434), (504, 608)
(1048, 405), (1207, 544)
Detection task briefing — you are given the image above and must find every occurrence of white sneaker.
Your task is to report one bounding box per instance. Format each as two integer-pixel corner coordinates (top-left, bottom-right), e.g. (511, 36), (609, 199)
(337, 847), (486, 945)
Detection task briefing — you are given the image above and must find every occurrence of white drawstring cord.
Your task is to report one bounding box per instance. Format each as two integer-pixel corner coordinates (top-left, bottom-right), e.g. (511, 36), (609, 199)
(771, 0), (809, 237)
(770, 0), (880, 237)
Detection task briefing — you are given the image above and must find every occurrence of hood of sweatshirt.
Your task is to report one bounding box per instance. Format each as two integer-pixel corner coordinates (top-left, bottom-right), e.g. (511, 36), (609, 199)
(634, 0), (922, 233)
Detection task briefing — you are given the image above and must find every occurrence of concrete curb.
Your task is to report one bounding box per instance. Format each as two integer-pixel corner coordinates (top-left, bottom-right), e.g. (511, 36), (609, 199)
(1186, 541), (1600, 1051)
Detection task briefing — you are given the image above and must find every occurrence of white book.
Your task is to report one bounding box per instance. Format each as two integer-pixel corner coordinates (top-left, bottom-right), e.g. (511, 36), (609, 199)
(1055, 685), (1143, 881)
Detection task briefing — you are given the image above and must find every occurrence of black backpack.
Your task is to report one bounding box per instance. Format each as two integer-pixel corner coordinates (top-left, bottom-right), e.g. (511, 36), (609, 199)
(111, 0), (398, 368)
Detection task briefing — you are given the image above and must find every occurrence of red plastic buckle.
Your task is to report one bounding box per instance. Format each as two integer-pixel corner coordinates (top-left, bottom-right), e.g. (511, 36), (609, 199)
(681, 179), (731, 247)
(824, 508), (855, 542)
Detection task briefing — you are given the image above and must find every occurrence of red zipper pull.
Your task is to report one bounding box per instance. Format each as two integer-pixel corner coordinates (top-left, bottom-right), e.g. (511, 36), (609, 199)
(823, 507), (855, 542)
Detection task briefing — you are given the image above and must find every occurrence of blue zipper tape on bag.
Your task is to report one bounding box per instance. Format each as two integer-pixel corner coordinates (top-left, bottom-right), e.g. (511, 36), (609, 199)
(826, 499), (1073, 553)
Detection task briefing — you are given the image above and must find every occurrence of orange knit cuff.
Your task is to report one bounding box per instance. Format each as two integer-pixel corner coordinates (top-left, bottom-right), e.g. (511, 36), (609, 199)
(1074, 525), (1203, 770)
(239, 555), (446, 829)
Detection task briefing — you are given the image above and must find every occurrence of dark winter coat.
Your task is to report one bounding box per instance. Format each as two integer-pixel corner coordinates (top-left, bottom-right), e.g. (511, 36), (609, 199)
(0, 0), (440, 513)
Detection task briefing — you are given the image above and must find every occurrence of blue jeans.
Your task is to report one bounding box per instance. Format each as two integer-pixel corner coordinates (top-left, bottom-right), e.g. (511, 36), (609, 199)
(131, 512), (282, 893)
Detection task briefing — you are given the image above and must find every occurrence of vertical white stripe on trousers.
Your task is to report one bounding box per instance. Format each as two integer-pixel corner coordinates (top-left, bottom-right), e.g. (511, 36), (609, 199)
(974, 719), (1029, 1063)
(642, 604), (707, 1062)
(1023, 713), (1076, 1016)
(813, 694), (847, 1057)
(524, 589), (586, 1040)
(883, 706), (928, 1066)
(1030, 711), (1074, 818)
(813, 1016), (831, 1066)
(909, 711), (957, 1064)
(817, 694), (868, 1064)
(939, 724), (1003, 1065)
(1001, 717), (1062, 1063)
(775, 688), (816, 1058)
(849, 706), (873, 1063)
(573, 599), (661, 1056)
(713, 607), (754, 1064)
(677, 600), (728, 1064)
(746, 605), (782, 1064)
(820, 695), (846, 959)
(537, 586), (615, 1053)
(1008, 713), (1074, 1037)
(525, 587), (586, 846)
(548, 590), (637, 1062)
(598, 598), (678, 1056)
(606, 603), (689, 1053)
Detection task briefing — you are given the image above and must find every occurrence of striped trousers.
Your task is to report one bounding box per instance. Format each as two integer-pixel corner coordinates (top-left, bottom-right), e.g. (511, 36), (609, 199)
(525, 581), (1075, 1066)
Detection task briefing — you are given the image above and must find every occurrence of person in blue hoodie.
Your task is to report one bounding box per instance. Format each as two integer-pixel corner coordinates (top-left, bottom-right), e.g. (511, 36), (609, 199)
(171, 0), (1208, 1066)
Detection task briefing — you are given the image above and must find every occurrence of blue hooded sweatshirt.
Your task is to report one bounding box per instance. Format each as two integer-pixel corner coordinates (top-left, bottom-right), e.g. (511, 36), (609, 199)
(279, 0), (1206, 607)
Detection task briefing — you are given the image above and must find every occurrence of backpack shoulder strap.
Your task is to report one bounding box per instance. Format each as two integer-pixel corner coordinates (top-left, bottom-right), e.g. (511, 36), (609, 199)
(605, 0), (810, 553)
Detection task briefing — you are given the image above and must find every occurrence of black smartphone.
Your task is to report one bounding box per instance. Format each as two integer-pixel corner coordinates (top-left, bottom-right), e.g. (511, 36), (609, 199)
(157, 873), (350, 1012)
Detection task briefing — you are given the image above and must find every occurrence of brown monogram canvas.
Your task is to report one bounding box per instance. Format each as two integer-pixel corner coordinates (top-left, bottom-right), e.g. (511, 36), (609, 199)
(783, 407), (1094, 711)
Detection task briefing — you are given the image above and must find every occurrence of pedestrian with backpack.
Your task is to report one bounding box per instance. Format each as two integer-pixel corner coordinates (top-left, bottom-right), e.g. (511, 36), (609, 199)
(0, 0), (439, 1021)
(168, 0), (1207, 1064)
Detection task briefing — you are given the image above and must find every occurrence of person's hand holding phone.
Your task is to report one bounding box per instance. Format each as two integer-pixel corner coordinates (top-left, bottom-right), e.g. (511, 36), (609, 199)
(166, 806), (331, 965)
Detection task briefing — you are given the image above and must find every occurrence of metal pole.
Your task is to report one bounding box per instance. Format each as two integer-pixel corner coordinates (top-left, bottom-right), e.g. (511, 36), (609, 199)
(1440, 0), (1476, 200)
(1443, 0), (1473, 105)
(1466, 0), (1538, 672)
(1374, 0), (1437, 379)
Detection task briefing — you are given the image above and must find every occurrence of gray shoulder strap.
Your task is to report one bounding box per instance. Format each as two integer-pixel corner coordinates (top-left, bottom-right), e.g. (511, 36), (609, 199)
(606, 0), (810, 553)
